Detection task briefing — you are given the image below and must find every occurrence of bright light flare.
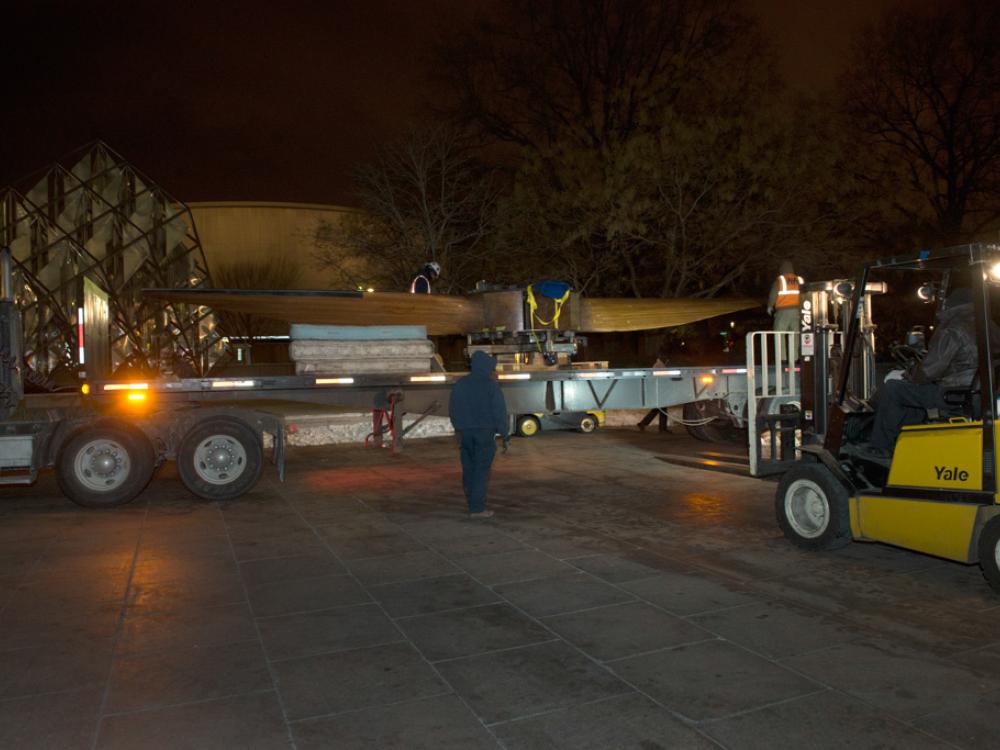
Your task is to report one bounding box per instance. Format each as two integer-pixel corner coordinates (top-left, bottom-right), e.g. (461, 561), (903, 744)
(126, 392), (146, 402)
(410, 375), (446, 383)
(700, 374), (715, 385)
(103, 382), (148, 392)
(315, 377), (355, 385)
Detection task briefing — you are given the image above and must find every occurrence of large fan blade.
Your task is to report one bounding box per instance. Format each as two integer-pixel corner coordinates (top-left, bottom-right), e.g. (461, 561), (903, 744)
(143, 289), (484, 336)
(578, 297), (760, 332)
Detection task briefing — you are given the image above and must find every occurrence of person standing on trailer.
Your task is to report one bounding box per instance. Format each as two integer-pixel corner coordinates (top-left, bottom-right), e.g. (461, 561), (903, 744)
(409, 262), (441, 294)
(767, 260), (804, 332)
(449, 351), (509, 518)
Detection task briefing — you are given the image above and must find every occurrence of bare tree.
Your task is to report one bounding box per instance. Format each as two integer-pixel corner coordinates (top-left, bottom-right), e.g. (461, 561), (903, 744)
(438, 0), (753, 155)
(314, 126), (499, 293)
(844, 0), (1000, 244)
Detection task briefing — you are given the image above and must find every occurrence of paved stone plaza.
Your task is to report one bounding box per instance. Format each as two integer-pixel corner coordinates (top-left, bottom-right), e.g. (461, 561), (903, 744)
(0, 429), (997, 748)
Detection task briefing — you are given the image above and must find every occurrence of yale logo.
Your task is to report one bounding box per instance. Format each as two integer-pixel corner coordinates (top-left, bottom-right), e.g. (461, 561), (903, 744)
(935, 465), (970, 482)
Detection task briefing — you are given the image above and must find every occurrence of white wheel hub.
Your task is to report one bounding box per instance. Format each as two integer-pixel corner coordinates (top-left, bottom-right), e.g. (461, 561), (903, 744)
(193, 434), (247, 485)
(784, 478), (830, 539)
(74, 439), (131, 492)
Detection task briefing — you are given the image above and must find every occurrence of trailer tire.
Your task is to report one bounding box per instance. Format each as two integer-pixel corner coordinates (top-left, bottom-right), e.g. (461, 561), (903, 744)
(977, 516), (1000, 594)
(56, 423), (155, 508)
(177, 418), (262, 501)
(578, 413), (599, 434)
(516, 415), (541, 438)
(776, 464), (852, 551)
(683, 401), (742, 443)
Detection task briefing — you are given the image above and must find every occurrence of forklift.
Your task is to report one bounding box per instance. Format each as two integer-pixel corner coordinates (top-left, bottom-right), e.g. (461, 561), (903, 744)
(769, 243), (1000, 593)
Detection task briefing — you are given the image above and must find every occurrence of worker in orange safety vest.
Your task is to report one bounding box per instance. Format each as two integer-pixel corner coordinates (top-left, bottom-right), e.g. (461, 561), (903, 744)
(767, 260), (804, 332)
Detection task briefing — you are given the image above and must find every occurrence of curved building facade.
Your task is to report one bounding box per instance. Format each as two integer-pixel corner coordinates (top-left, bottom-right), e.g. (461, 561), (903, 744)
(187, 201), (372, 290)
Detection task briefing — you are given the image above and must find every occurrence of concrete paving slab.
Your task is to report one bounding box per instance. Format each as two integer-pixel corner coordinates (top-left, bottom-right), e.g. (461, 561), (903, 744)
(273, 641), (447, 720)
(246, 574), (370, 617)
(291, 693), (499, 749)
(494, 572), (635, 618)
(347, 550), (460, 586)
(368, 574), (501, 618)
(238, 552), (347, 587)
(568, 550), (691, 583)
(703, 689), (953, 750)
(690, 599), (871, 659)
(397, 603), (552, 661)
(544, 601), (714, 661)
(455, 548), (577, 586)
(781, 639), (1000, 721)
(612, 639), (821, 721)
(96, 690), (289, 750)
(912, 688), (1000, 749)
(622, 570), (760, 616)
(118, 602), (258, 656)
(257, 602), (402, 661)
(0, 687), (103, 750)
(437, 640), (630, 724)
(0, 638), (114, 700)
(3, 430), (1000, 748)
(494, 693), (716, 749)
(105, 640), (272, 713)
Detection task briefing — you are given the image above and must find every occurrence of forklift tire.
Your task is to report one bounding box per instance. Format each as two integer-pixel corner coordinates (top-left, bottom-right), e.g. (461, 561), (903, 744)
(516, 415), (541, 438)
(177, 417), (263, 501)
(977, 517), (1000, 594)
(578, 414), (599, 434)
(56, 422), (155, 508)
(775, 464), (852, 551)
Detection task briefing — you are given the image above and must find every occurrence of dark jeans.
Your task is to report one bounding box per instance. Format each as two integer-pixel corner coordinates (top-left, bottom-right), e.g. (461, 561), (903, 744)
(638, 408), (668, 431)
(459, 429), (497, 513)
(870, 379), (945, 450)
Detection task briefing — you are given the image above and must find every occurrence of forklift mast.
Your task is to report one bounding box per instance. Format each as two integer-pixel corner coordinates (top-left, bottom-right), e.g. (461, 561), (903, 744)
(798, 277), (882, 447)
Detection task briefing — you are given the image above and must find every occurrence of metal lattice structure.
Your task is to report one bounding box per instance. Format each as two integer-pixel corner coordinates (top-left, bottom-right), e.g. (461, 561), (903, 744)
(0, 142), (219, 378)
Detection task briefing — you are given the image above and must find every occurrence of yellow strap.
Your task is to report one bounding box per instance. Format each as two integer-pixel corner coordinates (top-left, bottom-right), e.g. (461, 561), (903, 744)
(526, 285), (571, 328)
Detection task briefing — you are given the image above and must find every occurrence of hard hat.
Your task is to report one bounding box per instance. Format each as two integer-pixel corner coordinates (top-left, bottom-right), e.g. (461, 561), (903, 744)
(426, 262), (441, 276)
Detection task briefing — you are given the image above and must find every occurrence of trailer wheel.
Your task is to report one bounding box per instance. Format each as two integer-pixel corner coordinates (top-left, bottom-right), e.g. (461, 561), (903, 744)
(178, 418), (262, 501)
(56, 423), (154, 508)
(683, 401), (742, 443)
(978, 516), (1000, 594)
(516, 415), (540, 438)
(775, 464), (852, 551)
(578, 414), (599, 434)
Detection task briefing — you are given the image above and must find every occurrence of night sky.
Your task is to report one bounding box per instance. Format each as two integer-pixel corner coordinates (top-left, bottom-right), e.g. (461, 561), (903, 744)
(2, 0), (894, 206)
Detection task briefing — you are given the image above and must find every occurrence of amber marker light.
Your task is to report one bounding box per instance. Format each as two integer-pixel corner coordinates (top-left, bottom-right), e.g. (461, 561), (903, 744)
(81, 383), (90, 395)
(700, 374), (715, 385)
(126, 391), (147, 402)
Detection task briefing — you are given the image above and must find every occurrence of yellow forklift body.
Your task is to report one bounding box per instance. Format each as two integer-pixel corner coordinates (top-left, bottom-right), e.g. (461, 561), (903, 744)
(886, 421), (983, 490)
(850, 494), (981, 562)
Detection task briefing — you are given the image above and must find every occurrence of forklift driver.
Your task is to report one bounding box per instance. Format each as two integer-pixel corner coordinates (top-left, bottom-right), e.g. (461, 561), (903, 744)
(866, 287), (978, 459)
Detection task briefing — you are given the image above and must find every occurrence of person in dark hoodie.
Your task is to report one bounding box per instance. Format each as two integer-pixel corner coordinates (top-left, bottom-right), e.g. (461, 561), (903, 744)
(449, 351), (509, 518)
(867, 287), (978, 457)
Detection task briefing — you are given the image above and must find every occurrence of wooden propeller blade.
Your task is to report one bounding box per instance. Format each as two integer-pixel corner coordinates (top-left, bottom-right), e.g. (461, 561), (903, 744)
(143, 289), (760, 334)
(143, 289), (483, 336)
(578, 297), (761, 332)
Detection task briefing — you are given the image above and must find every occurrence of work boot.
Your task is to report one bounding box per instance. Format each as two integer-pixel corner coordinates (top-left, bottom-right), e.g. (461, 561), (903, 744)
(469, 509), (495, 519)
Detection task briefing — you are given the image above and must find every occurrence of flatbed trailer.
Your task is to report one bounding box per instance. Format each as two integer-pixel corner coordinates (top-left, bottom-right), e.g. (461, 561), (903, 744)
(0, 361), (754, 508)
(0, 242), (769, 508)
